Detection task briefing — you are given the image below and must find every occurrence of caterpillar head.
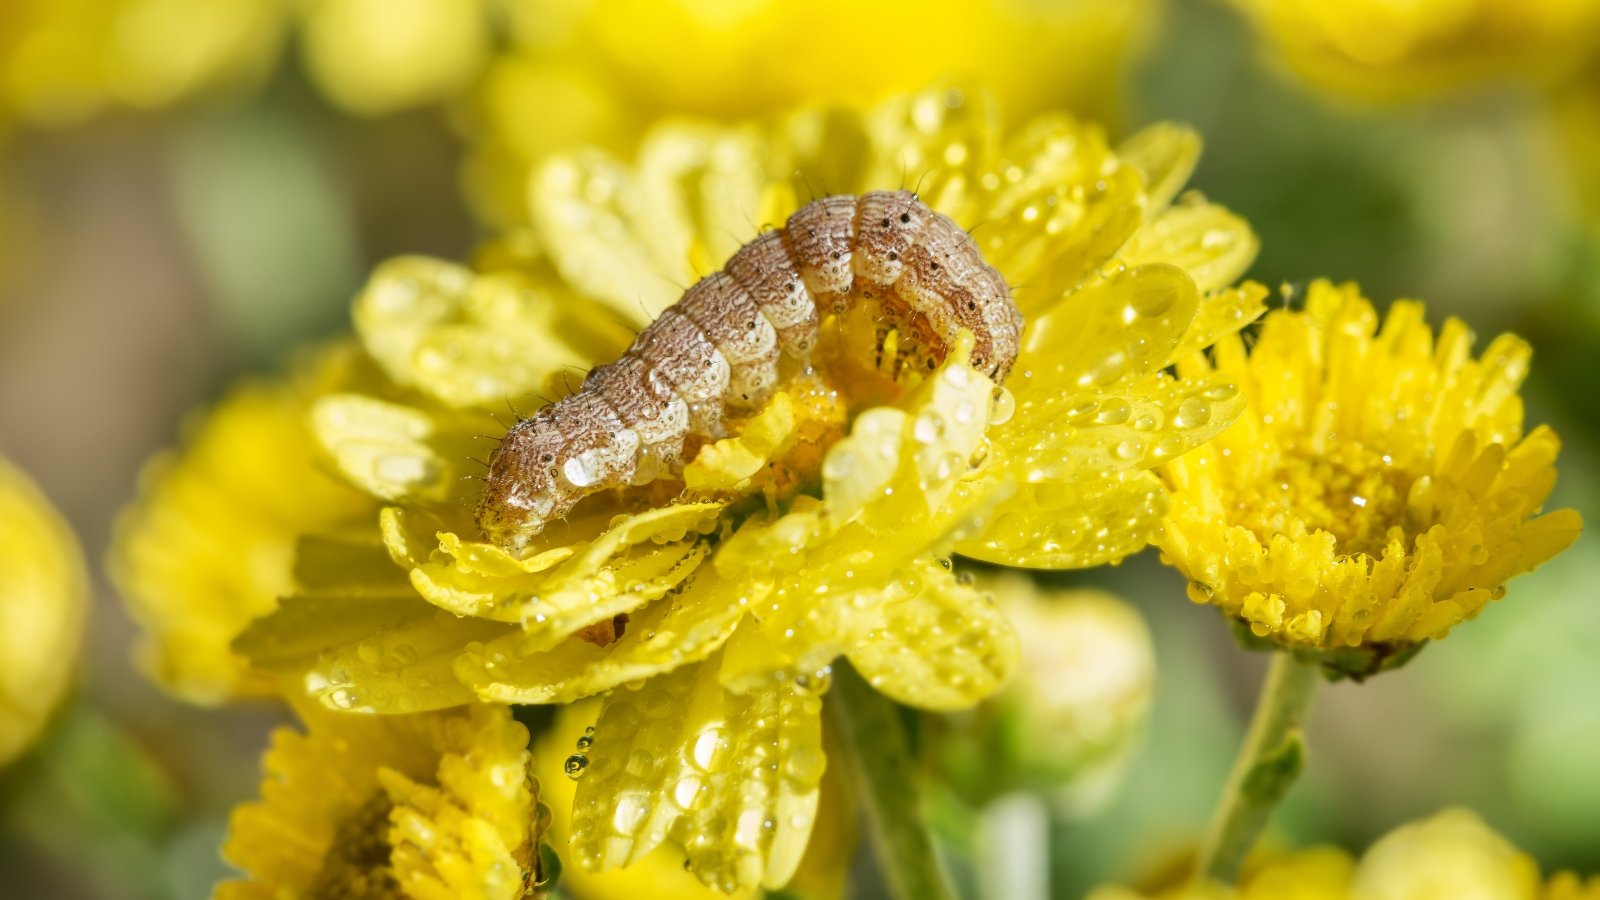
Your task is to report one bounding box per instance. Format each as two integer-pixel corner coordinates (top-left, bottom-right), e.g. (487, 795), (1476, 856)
(477, 405), (643, 553)
(476, 416), (569, 554)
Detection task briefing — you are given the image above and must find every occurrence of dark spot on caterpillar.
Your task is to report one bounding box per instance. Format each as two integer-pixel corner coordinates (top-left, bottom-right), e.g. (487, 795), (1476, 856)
(475, 189), (1022, 553)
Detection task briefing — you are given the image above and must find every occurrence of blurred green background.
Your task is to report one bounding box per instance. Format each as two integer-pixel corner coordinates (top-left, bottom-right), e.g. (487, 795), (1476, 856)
(0, 1), (1596, 897)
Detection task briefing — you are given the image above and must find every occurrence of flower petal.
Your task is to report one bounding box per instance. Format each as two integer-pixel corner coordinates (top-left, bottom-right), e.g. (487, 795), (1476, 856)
(457, 568), (749, 704)
(1116, 122), (1200, 212)
(1123, 200), (1259, 294)
(233, 593), (501, 713)
(847, 562), (1020, 710)
(354, 255), (631, 410)
(959, 469), (1170, 569)
(313, 394), (496, 506)
(1020, 263), (1199, 393)
(570, 655), (824, 893)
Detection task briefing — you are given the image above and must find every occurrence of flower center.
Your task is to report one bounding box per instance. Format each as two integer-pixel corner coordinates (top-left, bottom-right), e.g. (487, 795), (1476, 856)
(1235, 439), (1419, 558)
(310, 793), (403, 900)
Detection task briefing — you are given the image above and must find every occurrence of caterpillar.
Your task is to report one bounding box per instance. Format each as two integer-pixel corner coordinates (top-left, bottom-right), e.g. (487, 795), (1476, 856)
(477, 190), (1022, 553)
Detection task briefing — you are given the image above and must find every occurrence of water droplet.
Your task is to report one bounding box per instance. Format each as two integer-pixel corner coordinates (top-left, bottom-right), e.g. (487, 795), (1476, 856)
(1174, 397), (1211, 429)
(564, 754), (589, 779)
(989, 389), (1016, 426)
(1094, 398), (1132, 425)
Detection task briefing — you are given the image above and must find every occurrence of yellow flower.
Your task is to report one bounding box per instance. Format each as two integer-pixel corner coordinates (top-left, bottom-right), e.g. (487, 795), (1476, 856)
(1229, 0), (1600, 101)
(298, 0), (491, 116)
(935, 578), (1155, 814)
(0, 0), (285, 126)
(1158, 281), (1581, 677)
(220, 702), (543, 900)
(1088, 846), (1354, 900)
(1096, 808), (1599, 899)
(0, 0), (493, 126)
(110, 350), (375, 704)
(464, 0), (1160, 226)
(229, 85), (1263, 890)
(0, 456), (87, 766)
(1351, 808), (1539, 900)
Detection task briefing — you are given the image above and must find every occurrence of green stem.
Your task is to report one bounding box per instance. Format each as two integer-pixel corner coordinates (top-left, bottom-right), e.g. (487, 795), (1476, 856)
(1193, 651), (1322, 885)
(828, 663), (958, 900)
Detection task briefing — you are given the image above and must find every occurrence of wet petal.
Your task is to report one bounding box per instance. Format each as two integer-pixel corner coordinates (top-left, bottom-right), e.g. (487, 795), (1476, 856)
(847, 562), (1020, 710)
(1115, 122), (1200, 213)
(354, 255), (630, 410)
(569, 656), (824, 893)
(1020, 263), (1199, 393)
(234, 592), (504, 713)
(313, 394), (496, 506)
(960, 469), (1170, 569)
(1123, 201), (1259, 294)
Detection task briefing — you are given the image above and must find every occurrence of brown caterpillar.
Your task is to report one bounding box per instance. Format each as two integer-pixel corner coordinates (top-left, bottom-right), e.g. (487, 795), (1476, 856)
(477, 190), (1021, 552)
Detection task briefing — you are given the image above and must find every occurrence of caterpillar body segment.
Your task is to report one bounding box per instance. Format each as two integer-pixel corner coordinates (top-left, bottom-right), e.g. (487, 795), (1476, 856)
(478, 190), (1021, 552)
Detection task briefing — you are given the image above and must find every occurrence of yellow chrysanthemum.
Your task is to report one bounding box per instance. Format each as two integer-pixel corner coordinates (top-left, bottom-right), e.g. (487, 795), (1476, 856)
(464, 0), (1159, 226)
(111, 351), (376, 704)
(227, 85), (1263, 890)
(935, 579), (1155, 813)
(298, 0), (490, 116)
(0, 456), (87, 766)
(1089, 846), (1354, 900)
(0, 0), (285, 127)
(1159, 281), (1581, 677)
(1229, 0), (1600, 101)
(1097, 808), (1600, 899)
(221, 702), (543, 900)
(0, 0), (492, 126)
(1351, 808), (1540, 899)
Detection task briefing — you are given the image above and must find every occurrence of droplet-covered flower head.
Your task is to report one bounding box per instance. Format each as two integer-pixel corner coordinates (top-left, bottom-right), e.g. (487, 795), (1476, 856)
(220, 702), (545, 900)
(1159, 281), (1581, 678)
(212, 85), (1265, 892)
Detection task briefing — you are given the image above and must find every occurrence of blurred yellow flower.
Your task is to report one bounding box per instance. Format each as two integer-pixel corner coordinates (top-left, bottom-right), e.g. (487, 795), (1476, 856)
(936, 578), (1155, 814)
(1089, 845), (1354, 900)
(1158, 281), (1581, 677)
(110, 352), (376, 705)
(0, 0), (285, 126)
(465, 0), (1160, 225)
(1230, 0), (1600, 101)
(224, 85), (1261, 890)
(0, 456), (87, 766)
(1096, 808), (1600, 899)
(299, 0), (490, 116)
(0, 0), (491, 126)
(220, 702), (543, 900)
(1351, 808), (1539, 900)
